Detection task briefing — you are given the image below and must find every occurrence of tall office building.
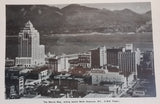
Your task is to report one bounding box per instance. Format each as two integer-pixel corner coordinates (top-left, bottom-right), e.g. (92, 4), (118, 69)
(90, 46), (107, 69)
(118, 44), (141, 77)
(107, 48), (122, 67)
(118, 52), (136, 73)
(15, 21), (45, 67)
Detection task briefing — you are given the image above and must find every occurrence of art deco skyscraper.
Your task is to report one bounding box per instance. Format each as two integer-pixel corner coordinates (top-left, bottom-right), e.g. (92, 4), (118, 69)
(15, 21), (45, 67)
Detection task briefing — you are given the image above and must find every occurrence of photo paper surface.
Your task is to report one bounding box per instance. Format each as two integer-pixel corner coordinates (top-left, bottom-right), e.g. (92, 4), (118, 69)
(1, 0), (160, 104)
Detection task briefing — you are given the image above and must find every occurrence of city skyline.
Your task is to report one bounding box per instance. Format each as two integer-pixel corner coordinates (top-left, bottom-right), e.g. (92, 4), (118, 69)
(5, 3), (156, 99)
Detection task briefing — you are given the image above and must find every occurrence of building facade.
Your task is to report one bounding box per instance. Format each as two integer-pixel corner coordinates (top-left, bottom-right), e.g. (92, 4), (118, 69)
(90, 46), (107, 69)
(48, 58), (58, 73)
(107, 48), (122, 67)
(91, 69), (125, 85)
(5, 58), (15, 67)
(118, 44), (141, 77)
(69, 53), (91, 69)
(5, 67), (24, 99)
(57, 54), (70, 72)
(118, 51), (136, 73)
(90, 69), (134, 88)
(15, 21), (45, 67)
(56, 54), (79, 72)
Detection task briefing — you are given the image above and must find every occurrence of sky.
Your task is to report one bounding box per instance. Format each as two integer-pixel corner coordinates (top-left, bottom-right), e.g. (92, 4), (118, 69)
(53, 2), (151, 14)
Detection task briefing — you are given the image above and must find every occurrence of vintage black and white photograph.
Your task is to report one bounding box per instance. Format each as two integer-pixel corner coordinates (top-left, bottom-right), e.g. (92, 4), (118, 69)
(5, 2), (156, 99)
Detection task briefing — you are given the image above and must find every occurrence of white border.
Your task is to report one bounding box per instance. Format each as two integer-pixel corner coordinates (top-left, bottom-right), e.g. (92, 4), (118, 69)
(1, 0), (160, 104)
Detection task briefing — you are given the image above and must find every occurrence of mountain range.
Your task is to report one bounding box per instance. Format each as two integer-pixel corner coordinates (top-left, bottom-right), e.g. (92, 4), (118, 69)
(6, 4), (152, 35)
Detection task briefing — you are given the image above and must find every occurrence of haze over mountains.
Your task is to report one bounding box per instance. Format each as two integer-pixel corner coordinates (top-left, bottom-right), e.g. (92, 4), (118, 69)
(6, 4), (153, 59)
(6, 4), (152, 35)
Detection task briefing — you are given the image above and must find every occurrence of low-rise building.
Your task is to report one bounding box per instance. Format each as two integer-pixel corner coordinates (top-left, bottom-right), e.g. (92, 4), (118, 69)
(68, 66), (90, 77)
(90, 69), (134, 88)
(78, 82), (123, 97)
(53, 74), (79, 90)
(5, 67), (25, 99)
(25, 66), (49, 87)
(5, 58), (15, 67)
(69, 53), (91, 69)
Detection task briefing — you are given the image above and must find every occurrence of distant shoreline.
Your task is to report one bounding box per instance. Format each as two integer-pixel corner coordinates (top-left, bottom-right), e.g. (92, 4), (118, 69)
(6, 32), (152, 37)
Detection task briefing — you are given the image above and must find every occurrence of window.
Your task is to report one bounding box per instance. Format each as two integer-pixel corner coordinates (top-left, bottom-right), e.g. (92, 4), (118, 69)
(23, 33), (29, 39)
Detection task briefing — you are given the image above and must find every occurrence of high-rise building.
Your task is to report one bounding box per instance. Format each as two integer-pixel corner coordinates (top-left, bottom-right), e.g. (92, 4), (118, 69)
(118, 51), (136, 73)
(118, 44), (141, 77)
(107, 48), (122, 67)
(15, 21), (45, 67)
(90, 46), (107, 69)
(48, 58), (58, 73)
(138, 51), (154, 78)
